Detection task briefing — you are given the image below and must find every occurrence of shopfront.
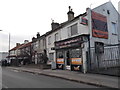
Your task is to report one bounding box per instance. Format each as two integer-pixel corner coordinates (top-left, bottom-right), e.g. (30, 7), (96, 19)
(55, 35), (89, 72)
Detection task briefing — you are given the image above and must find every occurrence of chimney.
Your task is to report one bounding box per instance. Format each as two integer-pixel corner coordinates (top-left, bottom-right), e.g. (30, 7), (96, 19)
(37, 32), (40, 38)
(32, 37), (36, 41)
(16, 43), (20, 46)
(51, 20), (59, 30)
(24, 40), (29, 44)
(67, 6), (74, 21)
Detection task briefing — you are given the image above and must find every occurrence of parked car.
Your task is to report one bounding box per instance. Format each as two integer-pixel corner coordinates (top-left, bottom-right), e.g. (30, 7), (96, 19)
(1, 59), (10, 66)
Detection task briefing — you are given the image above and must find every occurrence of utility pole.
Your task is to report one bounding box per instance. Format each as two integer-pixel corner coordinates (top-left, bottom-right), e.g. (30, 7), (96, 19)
(9, 33), (10, 53)
(8, 33), (10, 63)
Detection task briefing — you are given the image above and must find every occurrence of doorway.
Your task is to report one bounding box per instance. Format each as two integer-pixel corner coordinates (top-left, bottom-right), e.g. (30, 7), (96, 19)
(65, 50), (71, 70)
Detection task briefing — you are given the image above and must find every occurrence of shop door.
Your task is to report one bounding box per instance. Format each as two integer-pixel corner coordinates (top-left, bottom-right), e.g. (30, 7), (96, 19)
(65, 50), (71, 70)
(56, 50), (64, 69)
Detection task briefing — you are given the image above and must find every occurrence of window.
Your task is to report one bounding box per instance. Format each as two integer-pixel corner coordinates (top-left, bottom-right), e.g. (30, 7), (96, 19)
(80, 17), (88, 25)
(70, 49), (82, 58)
(43, 39), (46, 48)
(95, 42), (104, 53)
(57, 51), (63, 58)
(70, 24), (78, 36)
(49, 53), (54, 61)
(111, 22), (117, 34)
(48, 36), (51, 45)
(55, 33), (58, 41)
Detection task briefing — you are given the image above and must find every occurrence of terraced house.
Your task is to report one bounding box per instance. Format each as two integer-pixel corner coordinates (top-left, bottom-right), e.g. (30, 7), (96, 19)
(8, 40), (32, 66)
(44, 1), (120, 75)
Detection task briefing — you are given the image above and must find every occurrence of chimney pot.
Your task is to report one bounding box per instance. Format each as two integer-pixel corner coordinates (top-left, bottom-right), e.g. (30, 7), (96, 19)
(67, 6), (74, 21)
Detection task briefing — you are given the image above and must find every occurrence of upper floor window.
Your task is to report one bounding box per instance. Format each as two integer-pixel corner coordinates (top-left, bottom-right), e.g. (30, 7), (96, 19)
(48, 36), (51, 45)
(55, 33), (58, 41)
(43, 39), (46, 48)
(111, 22), (117, 34)
(70, 24), (78, 36)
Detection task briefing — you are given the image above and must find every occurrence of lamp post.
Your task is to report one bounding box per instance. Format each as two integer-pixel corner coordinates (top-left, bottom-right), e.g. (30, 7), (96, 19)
(8, 33), (10, 65)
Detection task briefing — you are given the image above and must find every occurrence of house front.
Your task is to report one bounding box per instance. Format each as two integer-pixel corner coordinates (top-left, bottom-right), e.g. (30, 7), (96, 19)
(46, 2), (119, 74)
(31, 33), (47, 64)
(8, 43), (22, 66)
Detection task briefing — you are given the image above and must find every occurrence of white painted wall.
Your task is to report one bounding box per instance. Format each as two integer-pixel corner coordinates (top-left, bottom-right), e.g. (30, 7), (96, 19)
(60, 19), (88, 41)
(118, 1), (120, 42)
(45, 2), (119, 68)
(118, 1), (120, 14)
(46, 30), (61, 63)
(88, 2), (119, 47)
(10, 50), (15, 55)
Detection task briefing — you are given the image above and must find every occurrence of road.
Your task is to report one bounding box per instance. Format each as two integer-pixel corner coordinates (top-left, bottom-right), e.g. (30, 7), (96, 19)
(2, 67), (100, 88)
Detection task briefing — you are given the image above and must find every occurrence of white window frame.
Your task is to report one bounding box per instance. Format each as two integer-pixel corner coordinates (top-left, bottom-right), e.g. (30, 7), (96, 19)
(55, 33), (59, 41)
(111, 22), (117, 34)
(48, 36), (51, 45)
(70, 23), (78, 36)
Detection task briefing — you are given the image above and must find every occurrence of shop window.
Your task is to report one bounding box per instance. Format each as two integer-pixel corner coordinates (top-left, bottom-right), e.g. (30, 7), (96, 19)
(57, 51), (63, 58)
(70, 48), (82, 58)
(70, 24), (78, 36)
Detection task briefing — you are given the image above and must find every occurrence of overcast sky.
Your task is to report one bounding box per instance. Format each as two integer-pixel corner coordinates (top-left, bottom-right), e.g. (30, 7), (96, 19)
(0, 0), (119, 52)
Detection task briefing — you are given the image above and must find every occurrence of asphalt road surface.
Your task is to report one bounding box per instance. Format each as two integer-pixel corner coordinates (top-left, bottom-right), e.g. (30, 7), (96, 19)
(2, 67), (100, 88)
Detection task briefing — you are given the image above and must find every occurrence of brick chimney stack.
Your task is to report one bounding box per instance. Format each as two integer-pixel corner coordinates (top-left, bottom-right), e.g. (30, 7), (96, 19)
(16, 43), (20, 46)
(51, 20), (59, 30)
(37, 32), (40, 38)
(67, 6), (74, 21)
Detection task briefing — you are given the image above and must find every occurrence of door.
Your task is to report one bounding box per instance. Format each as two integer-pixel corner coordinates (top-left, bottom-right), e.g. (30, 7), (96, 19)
(56, 50), (64, 69)
(65, 50), (71, 70)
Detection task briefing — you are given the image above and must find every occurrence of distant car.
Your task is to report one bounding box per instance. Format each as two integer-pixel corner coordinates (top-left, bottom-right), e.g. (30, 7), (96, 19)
(1, 59), (7, 66)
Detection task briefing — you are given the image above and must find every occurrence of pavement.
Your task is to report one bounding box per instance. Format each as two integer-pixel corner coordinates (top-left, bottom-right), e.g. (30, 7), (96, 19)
(4, 66), (119, 88)
(2, 68), (100, 88)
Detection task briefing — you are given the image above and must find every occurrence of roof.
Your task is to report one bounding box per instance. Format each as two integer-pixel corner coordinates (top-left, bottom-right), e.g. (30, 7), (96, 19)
(18, 42), (32, 49)
(6, 55), (17, 58)
(45, 12), (87, 36)
(9, 42), (32, 51)
(9, 44), (23, 51)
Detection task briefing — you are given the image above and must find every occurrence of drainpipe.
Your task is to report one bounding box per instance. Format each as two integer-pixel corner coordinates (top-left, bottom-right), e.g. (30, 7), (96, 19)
(87, 8), (92, 73)
(82, 42), (87, 73)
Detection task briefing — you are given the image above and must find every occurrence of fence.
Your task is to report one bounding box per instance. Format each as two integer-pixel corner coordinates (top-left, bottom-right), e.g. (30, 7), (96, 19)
(88, 44), (120, 76)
